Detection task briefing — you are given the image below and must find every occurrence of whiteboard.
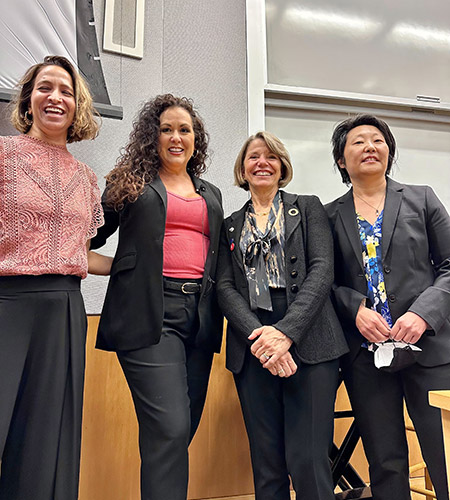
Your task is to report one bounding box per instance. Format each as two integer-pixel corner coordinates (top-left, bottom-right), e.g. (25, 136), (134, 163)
(266, 0), (450, 105)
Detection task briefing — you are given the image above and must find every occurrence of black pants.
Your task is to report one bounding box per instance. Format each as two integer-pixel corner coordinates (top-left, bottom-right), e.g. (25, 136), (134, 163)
(344, 348), (450, 500)
(0, 275), (86, 500)
(117, 284), (214, 500)
(234, 289), (339, 500)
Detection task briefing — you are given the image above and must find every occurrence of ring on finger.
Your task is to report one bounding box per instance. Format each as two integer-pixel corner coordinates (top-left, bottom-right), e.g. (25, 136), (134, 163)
(262, 352), (271, 361)
(278, 368), (285, 374)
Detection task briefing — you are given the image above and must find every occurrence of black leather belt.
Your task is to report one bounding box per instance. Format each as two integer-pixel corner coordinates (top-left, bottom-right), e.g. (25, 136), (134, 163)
(163, 279), (202, 294)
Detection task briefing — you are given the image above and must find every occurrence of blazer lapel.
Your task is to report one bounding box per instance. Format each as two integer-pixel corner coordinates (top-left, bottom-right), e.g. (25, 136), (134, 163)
(149, 175), (167, 208)
(382, 178), (403, 260)
(338, 189), (364, 272)
(227, 202), (249, 268)
(281, 191), (301, 242)
(193, 178), (222, 276)
(192, 177), (220, 237)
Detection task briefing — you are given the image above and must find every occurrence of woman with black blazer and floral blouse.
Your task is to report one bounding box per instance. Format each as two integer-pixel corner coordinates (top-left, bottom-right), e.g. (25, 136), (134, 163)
(216, 131), (348, 500)
(326, 114), (450, 500)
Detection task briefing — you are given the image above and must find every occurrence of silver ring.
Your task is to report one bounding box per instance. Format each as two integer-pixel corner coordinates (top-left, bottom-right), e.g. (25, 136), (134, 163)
(278, 368), (285, 374)
(263, 353), (271, 361)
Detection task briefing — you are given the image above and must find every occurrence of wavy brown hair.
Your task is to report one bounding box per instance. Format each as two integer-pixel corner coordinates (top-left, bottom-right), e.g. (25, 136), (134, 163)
(11, 55), (99, 143)
(105, 94), (209, 210)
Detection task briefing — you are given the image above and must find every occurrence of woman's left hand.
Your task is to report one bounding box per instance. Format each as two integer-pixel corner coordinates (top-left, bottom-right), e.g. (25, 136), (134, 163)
(267, 352), (298, 378)
(390, 311), (429, 344)
(249, 326), (293, 368)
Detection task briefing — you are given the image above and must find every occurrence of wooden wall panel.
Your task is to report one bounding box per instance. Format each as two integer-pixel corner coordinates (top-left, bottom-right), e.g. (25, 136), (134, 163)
(79, 316), (254, 500)
(187, 341), (254, 499)
(80, 317), (423, 499)
(79, 316), (140, 500)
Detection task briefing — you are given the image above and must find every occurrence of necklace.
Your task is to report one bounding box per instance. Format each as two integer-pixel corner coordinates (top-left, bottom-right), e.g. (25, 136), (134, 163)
(253, 210), (270, 216)
(353, 191), (385, 216)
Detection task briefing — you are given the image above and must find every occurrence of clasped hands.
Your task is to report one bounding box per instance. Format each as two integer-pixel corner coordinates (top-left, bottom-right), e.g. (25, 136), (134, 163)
(356, 305), (429, 344)
(248, 326), (297, 378)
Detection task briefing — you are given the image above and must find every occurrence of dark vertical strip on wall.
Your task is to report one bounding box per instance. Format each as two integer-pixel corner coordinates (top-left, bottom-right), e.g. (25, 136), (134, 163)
(76, 0), (111, 104)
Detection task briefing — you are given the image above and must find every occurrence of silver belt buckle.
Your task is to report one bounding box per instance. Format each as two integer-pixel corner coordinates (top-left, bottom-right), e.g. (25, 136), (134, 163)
(181, 282), (197, 294)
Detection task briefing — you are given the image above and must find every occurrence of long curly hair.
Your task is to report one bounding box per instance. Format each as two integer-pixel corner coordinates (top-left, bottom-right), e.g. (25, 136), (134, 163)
(11, 55), (99, 143)
(105, 94), (209, 210)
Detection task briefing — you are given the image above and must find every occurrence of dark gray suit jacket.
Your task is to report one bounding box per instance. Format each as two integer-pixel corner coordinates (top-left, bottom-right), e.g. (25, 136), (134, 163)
(217, 190), (348, 374)
(91, 175), (224, 352)
(325, 178), (450, 366)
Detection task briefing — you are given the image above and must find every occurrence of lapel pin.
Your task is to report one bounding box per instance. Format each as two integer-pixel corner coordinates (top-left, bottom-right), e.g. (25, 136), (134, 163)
(230, 238), (235, 251)
(229, 227), (234, 232)
(288, 208), (299, 216)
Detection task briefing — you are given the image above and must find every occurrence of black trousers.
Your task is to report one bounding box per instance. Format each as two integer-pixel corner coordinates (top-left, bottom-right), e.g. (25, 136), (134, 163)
(234, 289), (339, 500)
(117, 284), (214, 500)
(344, 348), (450, 500)
(0, 275), (86, 500)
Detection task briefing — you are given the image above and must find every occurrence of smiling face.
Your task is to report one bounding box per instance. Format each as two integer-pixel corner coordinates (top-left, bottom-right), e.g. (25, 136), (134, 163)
(243, 138), (282, 195)
(158, 106), (195, 173)
(27, 65), (76, 145)
(339, 125), (390, 184)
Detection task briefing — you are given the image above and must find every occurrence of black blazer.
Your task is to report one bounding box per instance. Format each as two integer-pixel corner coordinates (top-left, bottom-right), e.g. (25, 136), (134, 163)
(326, 178), (450, 367)
(90, 175), (224, 352)
(216, 190), (348, 374)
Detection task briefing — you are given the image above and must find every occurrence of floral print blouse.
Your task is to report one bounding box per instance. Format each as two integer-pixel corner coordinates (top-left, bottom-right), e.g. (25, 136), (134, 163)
(357, 211), (393, 327)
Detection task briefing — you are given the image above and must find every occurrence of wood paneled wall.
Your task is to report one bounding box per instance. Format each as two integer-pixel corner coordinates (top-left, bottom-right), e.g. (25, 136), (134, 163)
(80, 316), (423, 499)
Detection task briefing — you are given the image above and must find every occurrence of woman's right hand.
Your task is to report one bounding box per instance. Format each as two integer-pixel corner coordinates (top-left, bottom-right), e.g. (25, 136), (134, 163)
(267, 352), (298, 378)
(356, 304), (391, 342)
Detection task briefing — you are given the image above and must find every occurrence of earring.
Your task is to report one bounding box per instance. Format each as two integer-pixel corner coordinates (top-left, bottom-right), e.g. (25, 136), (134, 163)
(192, 150), (198, 158)
(24, 111), (33, 126)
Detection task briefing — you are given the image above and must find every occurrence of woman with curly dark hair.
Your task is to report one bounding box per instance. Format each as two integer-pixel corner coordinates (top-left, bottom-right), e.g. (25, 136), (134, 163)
(89, 94), (223, 500)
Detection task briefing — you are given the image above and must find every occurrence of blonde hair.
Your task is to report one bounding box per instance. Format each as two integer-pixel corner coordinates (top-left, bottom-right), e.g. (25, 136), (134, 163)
(233, 131), (293, 191)
(11, 55), (99, 143)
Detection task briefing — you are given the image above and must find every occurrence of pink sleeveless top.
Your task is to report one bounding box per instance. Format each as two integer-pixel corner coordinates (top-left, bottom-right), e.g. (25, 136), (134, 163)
(0, 135), (103, 278)
(163, 191), (210, 279)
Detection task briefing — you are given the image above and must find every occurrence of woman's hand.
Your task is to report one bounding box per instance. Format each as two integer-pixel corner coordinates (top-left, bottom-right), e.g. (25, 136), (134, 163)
(390, 312), (429, 344)
(356, 304), (391, 343)
(86, 242), (113, 275)
(249, 326), (293, 369)
(266, 352), (298, 378)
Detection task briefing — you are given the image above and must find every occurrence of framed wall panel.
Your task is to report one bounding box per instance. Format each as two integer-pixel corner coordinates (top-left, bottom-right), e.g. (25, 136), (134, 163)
(103, 0), (145, 58)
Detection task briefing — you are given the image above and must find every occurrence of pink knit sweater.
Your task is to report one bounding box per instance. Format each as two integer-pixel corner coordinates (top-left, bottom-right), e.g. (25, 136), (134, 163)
(0, 135), (103, 278)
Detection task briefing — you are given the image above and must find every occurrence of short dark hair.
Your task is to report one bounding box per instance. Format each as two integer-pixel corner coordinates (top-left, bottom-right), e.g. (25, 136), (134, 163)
(331, 114), (397, 185)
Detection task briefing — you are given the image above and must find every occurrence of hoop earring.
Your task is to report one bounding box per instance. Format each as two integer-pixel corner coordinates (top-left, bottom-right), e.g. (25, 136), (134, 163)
(192, 149), (198, 158)
(24, 111), (33, 126)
